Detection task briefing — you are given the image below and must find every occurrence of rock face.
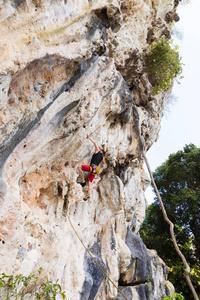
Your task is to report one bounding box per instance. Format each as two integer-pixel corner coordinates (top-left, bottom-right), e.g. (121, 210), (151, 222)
(0, 0), (179, 299)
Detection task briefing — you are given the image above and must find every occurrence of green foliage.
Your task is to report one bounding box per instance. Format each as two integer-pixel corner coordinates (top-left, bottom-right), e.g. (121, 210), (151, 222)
(147, 38), (183, 95)
(140, 144), (200, 299)
(0, 268), (66, 300)
(163, 291), (184, 300)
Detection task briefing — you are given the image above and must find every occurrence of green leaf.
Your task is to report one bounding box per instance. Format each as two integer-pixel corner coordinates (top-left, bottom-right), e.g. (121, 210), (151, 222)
(0, 281), (4, 289)
(61, 291), (66, 299)
(0, 269), (66, 300)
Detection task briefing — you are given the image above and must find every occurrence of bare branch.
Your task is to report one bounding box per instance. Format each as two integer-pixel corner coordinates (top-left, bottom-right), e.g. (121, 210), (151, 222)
(143, 152), (199, 300)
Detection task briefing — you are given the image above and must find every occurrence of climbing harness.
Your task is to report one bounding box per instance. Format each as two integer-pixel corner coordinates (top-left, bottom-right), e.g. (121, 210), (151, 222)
(66, 213), (129, 300)
(90, 164), (100, 176)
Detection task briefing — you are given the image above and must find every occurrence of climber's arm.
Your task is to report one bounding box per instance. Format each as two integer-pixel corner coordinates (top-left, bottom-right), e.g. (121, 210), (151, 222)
(87, 136), (100, 153)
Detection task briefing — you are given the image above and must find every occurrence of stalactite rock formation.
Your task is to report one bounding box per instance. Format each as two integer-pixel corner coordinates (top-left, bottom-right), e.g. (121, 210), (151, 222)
(0, 0), (179, 299)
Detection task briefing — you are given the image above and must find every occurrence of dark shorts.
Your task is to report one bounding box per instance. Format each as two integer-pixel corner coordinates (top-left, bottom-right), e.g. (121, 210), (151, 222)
(82, 165), (95, 183)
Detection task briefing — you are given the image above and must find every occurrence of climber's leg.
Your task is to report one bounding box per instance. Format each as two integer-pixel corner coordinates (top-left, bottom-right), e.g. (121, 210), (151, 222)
(83, 174), (94, 201)
(78, 164), (85, 181)
(83, 181), (92, 201)
(88, 180), (92, 195)
(78, 164), (90, 187)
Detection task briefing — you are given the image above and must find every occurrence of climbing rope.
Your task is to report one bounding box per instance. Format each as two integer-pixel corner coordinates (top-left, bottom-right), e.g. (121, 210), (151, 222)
(66, 213), (129, 300)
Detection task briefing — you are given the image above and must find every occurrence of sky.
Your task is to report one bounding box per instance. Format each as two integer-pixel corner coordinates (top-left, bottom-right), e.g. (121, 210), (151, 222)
(145, 0), (200, 203)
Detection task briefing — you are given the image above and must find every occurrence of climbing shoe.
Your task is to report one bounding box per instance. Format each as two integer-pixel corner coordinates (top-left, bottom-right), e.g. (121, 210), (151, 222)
(83, 195), (90, 201)
(78, 180), (86, 187)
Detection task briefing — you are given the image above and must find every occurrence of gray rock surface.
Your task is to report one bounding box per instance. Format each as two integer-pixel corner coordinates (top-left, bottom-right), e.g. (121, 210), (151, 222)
(0, 0), (178, 299)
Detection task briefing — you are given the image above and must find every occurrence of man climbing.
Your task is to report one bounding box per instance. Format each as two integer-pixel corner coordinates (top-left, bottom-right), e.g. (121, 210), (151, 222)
(78, 136), (105, 201)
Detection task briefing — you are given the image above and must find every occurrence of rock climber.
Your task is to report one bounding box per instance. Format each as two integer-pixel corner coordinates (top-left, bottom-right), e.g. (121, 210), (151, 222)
(78, 136), (105, 201)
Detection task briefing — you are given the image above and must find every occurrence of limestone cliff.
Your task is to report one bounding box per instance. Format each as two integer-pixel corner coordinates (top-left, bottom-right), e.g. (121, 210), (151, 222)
(0, 1), (180, 299)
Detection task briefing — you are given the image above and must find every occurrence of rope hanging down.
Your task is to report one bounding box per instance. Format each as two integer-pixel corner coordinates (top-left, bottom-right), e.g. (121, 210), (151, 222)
(66, 214), (129, 300)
